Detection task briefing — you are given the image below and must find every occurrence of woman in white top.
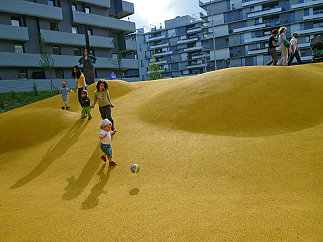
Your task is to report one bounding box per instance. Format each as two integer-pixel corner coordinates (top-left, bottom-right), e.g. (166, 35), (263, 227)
(277, 27), (290, 66)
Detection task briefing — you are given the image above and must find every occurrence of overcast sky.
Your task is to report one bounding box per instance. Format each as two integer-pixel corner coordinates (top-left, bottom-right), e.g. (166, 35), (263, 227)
(126, 0), (202, 29)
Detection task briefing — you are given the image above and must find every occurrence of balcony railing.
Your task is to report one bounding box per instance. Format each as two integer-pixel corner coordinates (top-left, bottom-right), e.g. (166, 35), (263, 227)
(248, 7), (282, 18)
(149, 43), (169, 49)
(303, 13), (323, 21)
(234, 24), (266, 33)
(154, 51), (173, 57)
(74, 0), (111, 8)
(40, 29), (85, 46)
(291, 0), (323, 10)
(242, 0), (273, 7)
(177, 37), (199, 44)
(0, 24), (29, 42)
(147, 35), (166, 42)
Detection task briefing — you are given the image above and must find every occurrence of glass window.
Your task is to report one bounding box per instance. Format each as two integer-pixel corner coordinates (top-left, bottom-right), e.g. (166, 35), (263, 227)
(72, 26), (78, 34)
(47, 0), (55, 6)
(87, 28), (93, 35)
(239, 10), (243, 20)
(285, 0), (290, 11)
(255, 19), (259, 25)
(52, 46), (61, 55)
(304, 9), (309, 16)
(50, 22), (59, 31)
(241, 57), (245, 66)
(17, 69), (28, 80)
(141, 60), (144, 67)
(224, 13), (228, 23)
(243, 21), (247, 27)
(55, 69), (64, 79)
(291, 12), (295, 23)
(299, 0), (304, 3)
(71, 4), (77, 11)
(300, 23), (305, 30)
(11, 17), (20, 27)
(253, 56), (257, 66)
(250, 7), (254, 13)
(74, 48), (82, 56)
(14, 44), (24, 53)
(240, 34), (244, 44)
(85, 7), (90, 14)
(226, 0), (231, 11)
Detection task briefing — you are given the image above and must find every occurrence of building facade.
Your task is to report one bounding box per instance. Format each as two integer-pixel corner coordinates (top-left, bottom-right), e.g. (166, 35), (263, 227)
(199, 0), (323, 70)
(0, 0), (138, 82)
(136, 15), (206, 81)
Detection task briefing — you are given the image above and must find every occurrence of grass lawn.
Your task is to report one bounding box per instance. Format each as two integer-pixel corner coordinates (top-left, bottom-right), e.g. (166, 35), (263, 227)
(0, 90), (60, 114)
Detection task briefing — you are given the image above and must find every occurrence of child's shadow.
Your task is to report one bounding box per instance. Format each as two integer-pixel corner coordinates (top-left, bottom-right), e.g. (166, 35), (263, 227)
(62, 143), (102, 201)
(11, 119), (88, 189)
(81, 164), (115, 210)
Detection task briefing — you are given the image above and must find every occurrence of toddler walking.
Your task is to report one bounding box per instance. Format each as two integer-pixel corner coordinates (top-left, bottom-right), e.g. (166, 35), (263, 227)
(99, 119), (117, 166)
(60, 81), (72, 110)
(80, 90), (92, 120)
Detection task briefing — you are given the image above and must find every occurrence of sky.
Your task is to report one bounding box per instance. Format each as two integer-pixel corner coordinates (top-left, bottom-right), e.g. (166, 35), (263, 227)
(126, 0), (202, 30)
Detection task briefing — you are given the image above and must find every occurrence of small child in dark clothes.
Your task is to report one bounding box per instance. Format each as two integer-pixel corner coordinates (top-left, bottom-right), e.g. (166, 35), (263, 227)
(80, 90), (92, 120)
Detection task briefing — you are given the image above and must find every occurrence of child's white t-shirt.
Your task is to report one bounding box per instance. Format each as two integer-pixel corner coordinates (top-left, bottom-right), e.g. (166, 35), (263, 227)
(100, 130), (111, 145)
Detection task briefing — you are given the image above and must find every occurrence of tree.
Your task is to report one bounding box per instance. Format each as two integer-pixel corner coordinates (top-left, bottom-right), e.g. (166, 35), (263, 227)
(147, 53), (165, 80)
(112, 39), (124, 80)
(39, 34), (54, 90)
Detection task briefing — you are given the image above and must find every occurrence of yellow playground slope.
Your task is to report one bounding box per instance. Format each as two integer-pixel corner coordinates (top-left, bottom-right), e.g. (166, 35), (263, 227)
(0, 64), (322, 240)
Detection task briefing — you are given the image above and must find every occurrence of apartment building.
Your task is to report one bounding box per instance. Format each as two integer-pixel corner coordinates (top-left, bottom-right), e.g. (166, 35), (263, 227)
(0, 0), (138, 82)
(199, 0), (323, 70)
(136, 15), (206, 81)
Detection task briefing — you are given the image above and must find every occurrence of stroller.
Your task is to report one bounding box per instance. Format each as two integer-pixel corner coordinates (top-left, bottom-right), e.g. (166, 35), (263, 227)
(310, 35), (323, 63)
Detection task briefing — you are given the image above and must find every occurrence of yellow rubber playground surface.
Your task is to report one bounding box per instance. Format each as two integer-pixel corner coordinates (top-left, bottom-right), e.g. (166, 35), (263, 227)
(0, 64), (322, 240)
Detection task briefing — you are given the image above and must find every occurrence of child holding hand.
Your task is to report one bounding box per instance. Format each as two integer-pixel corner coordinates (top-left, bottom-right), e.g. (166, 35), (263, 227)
(99, 119), (117, 166)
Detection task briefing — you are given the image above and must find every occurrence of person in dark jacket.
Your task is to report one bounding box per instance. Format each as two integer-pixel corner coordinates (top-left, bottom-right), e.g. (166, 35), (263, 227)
(80, 90), (92, 120)
(78, 50), (96, 85)
(266, 29), (278, 66)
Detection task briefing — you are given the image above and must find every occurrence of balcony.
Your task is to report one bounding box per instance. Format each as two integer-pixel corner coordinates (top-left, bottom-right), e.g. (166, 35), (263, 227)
(242, 0), (273, 7)
(192, 54), (209, 60)
(40, 29), (85, 46)
(199, 0), (223, 8)
(147, 35), (166, 42)
(187, 27), (202, 34)
(303, 12), (323, 21)
(177, 37), (199, 44)
(248, 7), (282, 18)
(125, 39), (137, 51)
(184, 46), (203, 52)
(234, 24), (266, 33)
(291, 0), (323, 10)
(0, 0), (63, 20)
(298, 27), (323, 35)
(186, 63), (204, 69)
(245, 36), (269, 43)
(89, 35), (114, 49)
(0, 24), (29, 42)
(73, 11), (135, 33)
(150, 43), (169, 49)
(74, 0), (111, 8)
(151, 60), (167, 65)
(154, 51), (173, 57)
(0, 52), (138, 70)
(248, 48), (270, 55)
(116, 1), (134, 19)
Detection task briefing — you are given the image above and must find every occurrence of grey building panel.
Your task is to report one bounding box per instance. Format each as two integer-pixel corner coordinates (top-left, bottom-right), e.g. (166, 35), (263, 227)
(72, 11), (135, 33)
(0, 0), (63, 20)
(116, 1), (135, 19)
(25, 17), (41, 54)
(0, 24), (29, 41)
(89, 35), (114, 49)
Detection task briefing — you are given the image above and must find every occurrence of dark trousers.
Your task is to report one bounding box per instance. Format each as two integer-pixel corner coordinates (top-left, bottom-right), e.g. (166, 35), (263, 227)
(288, 50), (303, 65)
(77, 87), (87, 107)
(266, 48), (278, 66)
(99, 105), (114, 130)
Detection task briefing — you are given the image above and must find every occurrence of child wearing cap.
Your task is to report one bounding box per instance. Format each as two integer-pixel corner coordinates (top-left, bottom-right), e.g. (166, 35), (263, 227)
(80, 90), (92, 120)
(99, 119), (117, 166)
(60, 81), (72, 110)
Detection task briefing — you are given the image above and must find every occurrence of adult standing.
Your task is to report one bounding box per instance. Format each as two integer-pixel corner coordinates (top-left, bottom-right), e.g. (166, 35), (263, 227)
(72, 65), (86, 107)
(266, 29), (278, 66)
(288, 32), (303, 65)
(277, 27), (290, 66)
(78, 50), (96, 85)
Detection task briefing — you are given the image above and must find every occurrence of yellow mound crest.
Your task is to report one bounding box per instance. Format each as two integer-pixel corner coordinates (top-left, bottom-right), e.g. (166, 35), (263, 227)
(138, 64), (323, 136)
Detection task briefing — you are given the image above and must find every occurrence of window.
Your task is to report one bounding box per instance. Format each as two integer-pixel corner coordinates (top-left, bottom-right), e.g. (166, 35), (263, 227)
(52, 46), (61, 55)
(285, 0), (290, 11)
(71, 4), (77, 11)
(291, 12), (295, 23)
(255, 19), (259, 25)
(11, 17), (21, 27)
(224, 13), (228, 23)
(240, 34), (244, 44)
(250, 7), (254, 13)
(139, 44), (142, 51)
(239, 10), (243, 20)
(50, 22), (59, 31)
(55, 69), (64, 79)
(252, 56), (257, 66)
(300, 23), (305, 30)
(226, 0), (231, 11)
(87, 28), (93, 35)
(305, 36), (310, 43)
(74, 47), (82, 56)
(141, 60), (144, 67)
(17, 69), (28, 80)
(243, 21), (247, 27)
(299, 0), (304, 3)
(14, 44), (24, 53)
(85, 7), (90, 14)
(304, 9), (309, 16)
(241, 57), (246, 66)
(89, 49), (95, 56)
(47, 0), (55, 6)
(72, 26), (78, 34)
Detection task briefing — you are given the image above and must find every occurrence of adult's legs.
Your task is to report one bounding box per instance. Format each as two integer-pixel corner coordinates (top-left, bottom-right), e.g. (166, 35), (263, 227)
(272, 49), (278, 65)
(278, 46), (288, 66)
(295, 51), (303, 64)
(288, 53), (295, 65)
(78, 88), (83, 107)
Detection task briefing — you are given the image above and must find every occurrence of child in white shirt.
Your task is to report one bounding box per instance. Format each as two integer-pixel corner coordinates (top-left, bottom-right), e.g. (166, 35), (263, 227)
(99, 119), (117, 166)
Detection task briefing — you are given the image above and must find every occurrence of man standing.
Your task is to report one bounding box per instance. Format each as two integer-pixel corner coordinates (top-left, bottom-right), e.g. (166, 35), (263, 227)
(288, 32), (303, 65)
(266, 29), (278, 66)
